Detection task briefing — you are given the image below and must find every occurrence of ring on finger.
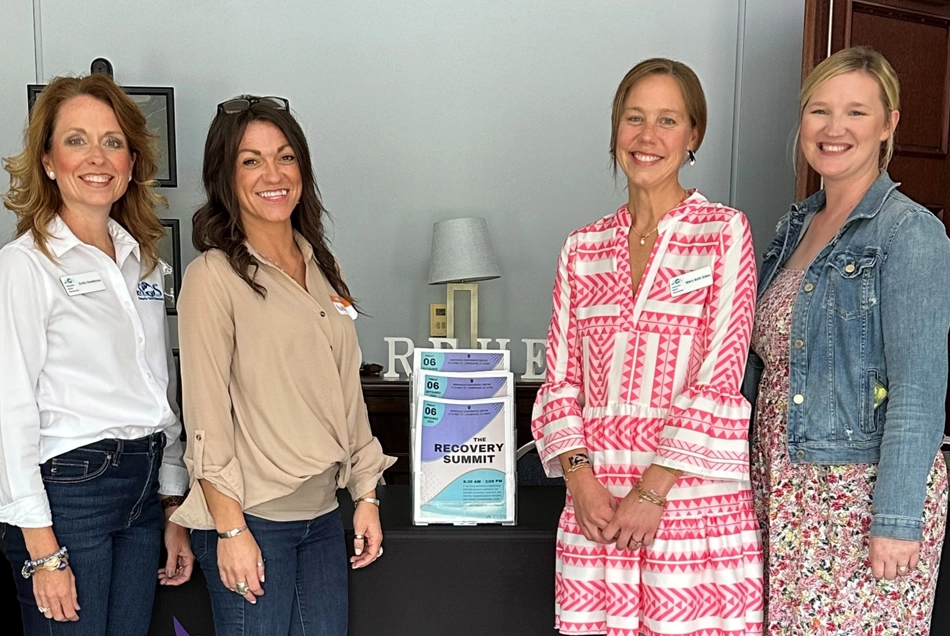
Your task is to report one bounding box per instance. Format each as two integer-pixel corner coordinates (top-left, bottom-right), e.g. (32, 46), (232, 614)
(37, 606), (50, 613)
(353, 534), (364, 540)
(235, 581), (250, 595)
(257, 561), (264, 567)
(898, 565), (909, 574)
(377, 546), (384, 558)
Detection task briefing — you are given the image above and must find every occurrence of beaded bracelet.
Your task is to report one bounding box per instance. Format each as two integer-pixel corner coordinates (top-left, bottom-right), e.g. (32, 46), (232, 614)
(634, 481), (667, 508)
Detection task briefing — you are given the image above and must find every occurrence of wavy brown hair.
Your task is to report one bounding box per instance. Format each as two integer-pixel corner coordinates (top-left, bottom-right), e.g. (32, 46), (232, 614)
(192, 96), (355, 304)
(2, 74), (167, 271)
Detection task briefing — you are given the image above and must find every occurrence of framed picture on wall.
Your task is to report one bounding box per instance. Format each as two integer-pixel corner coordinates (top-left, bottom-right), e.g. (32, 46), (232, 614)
(27, 84), (178, 187)
(158, 218), (182, 315)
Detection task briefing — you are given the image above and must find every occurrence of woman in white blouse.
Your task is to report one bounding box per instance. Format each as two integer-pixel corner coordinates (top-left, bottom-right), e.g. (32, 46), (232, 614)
(0, 74), (192, 635)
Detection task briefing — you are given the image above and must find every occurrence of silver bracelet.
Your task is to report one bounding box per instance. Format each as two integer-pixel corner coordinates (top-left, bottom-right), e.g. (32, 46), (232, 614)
(353, 497), (380, 508)
(217, 525), (248, 539)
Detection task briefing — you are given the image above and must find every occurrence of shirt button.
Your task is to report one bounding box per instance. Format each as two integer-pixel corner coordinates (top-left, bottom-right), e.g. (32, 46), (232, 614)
(844, 263), (856, 274)
(803, 283), (814, 292)
(320, 311), (326, 317)
(795, 450), (805, 460)
(793, 394), (804, 404)
(793, 339), (804, 349)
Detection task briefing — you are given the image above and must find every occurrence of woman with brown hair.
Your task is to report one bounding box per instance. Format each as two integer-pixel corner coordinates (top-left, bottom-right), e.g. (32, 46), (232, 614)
(0, 74), (192, 635)
(170, 95), (393, 635)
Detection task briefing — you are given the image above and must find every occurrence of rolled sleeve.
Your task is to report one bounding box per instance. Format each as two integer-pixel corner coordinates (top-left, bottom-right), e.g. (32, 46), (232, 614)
(177, 255), (245, 505)
(532, 238), (586, 477)
(655, 213), (757, 481)
(0, 246), (53, 527)
(871, 210), (950, 540)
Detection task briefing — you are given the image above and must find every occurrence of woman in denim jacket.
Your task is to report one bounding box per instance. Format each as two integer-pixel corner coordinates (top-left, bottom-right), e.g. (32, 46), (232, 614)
(746, 47), (950, 635)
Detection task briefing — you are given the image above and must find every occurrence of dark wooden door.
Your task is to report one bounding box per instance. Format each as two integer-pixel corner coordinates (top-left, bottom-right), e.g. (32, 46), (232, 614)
(801, 0), (950, 432)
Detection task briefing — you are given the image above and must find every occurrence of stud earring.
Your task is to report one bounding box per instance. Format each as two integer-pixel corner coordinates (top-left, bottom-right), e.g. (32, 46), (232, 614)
(48, 171), (55, 180)
(687, 150), (696, 167)
(128, 175), (132, 183)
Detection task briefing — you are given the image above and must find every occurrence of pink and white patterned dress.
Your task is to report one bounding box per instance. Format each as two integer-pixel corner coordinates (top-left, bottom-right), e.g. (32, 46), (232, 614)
(532, 193), (764, 636)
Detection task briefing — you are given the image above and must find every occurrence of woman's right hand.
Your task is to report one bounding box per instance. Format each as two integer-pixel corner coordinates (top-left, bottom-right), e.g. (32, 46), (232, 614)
(32, 567), (80, 621)
(567, 469), (618, 543)
(216, 530), (265, 604)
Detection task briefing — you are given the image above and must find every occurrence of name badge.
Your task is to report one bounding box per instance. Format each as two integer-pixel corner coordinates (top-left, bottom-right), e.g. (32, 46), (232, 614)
(330, 295), (358, 320)
(669, 266), (712, 297)
(60, 271), (105, 297)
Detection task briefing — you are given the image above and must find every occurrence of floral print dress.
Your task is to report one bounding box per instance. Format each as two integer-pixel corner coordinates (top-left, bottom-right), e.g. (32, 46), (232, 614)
(750, 267), (948, 635)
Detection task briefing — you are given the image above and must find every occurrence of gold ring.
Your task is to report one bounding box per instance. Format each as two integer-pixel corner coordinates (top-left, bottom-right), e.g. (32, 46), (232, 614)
(235, 581), (250, 595)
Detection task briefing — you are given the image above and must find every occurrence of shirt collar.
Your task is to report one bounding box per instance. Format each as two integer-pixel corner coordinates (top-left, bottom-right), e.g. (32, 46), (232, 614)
(614, 189), (706, 231)
(44, 215), (141, 265)
(245, 231), (314, 265)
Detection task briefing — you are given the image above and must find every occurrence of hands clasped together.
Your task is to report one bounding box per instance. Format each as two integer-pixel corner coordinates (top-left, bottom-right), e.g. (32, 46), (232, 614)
(567, 463), (668, 552)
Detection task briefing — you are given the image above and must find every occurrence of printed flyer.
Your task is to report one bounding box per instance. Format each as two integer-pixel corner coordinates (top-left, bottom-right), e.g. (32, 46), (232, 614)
(411, 396), (515, 525)
(419, 371), (512, 401)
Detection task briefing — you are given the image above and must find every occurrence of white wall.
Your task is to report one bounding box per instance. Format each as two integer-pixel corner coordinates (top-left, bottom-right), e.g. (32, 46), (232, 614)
(0, 0), (804, 372)
(0, 0), (36, 242)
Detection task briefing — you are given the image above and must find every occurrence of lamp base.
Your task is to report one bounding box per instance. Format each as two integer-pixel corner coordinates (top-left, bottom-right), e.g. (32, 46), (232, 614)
(445, 283), (478, 348)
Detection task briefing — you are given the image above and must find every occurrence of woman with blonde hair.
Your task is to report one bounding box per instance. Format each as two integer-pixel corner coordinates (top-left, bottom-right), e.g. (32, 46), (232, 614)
(0, 74), (192, 634)
(747, 46), (950, 634)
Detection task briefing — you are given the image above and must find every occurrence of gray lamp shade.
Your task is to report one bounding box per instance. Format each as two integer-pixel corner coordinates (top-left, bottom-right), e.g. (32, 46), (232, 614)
(427, 217), (501, 284)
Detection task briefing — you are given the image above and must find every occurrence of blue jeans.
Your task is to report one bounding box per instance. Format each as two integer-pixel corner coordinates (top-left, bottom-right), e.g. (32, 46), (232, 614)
(2, 433), (165, 636)
(192, 508), (348, 636)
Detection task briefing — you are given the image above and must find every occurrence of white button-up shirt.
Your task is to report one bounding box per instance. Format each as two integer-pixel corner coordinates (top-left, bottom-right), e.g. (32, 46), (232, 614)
(0, 216), (188, 527)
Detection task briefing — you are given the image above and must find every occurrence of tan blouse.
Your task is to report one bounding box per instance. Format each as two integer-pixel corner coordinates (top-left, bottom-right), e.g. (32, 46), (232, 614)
(170, 236), (394, 529)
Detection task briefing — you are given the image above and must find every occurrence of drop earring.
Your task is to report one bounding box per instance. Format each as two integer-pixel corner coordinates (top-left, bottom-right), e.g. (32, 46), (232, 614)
(687, 150), (696, 167)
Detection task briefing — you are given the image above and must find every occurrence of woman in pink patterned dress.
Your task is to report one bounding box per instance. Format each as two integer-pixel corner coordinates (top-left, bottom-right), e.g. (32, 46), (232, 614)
(532, 58), (763, 636)
(747, 47), (950, 635)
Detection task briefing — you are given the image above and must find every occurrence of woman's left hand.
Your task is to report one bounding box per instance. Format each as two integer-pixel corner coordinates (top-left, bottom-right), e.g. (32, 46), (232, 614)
(350, 501), (383, 569)
(602, 490), (663, 551)
(869, 536), (920, 580)
(158, 521), (195, 586)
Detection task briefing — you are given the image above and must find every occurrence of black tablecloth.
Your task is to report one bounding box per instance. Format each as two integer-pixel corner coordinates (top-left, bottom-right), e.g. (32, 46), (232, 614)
(6, 485), (950, 635)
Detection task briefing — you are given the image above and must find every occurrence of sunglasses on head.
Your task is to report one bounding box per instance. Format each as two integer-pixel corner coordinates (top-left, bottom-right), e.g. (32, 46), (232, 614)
(216, 95), (289, 115)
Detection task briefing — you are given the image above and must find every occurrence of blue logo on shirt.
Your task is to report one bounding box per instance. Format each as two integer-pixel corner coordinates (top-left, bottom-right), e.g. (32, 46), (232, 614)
(137, 282), (164, 301)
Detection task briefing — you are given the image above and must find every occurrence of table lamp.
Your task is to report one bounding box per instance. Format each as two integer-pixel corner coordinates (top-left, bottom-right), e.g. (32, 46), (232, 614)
(427, 217), (501, 347)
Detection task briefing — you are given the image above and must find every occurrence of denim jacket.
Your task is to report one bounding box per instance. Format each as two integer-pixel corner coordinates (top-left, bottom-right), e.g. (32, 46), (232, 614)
(743, 173), (950, 541)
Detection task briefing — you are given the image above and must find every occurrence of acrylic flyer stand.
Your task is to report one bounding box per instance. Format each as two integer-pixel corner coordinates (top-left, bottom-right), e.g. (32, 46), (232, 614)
(410, 349), (516, 526)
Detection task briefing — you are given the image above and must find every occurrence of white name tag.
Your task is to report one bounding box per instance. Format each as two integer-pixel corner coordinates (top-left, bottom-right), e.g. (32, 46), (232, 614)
(60, 271), (105, 296)
(669, 266), (712, 297)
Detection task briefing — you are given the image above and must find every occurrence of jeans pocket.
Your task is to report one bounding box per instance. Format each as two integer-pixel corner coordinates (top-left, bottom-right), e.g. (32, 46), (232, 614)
(40, 451), (111, 484)
(190, 530), (209, 562)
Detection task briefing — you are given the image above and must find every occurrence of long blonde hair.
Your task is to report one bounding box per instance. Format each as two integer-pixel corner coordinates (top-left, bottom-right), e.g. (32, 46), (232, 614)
(798, 46), (900, 171)
(3, 74), (167, 271)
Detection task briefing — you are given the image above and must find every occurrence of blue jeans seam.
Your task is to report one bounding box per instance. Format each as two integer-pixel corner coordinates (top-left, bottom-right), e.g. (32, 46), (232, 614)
(126, 450), (157, 526)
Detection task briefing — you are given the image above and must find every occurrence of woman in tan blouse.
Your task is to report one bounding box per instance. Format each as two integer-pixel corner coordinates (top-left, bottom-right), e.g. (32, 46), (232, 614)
(170, 95), (394, 636)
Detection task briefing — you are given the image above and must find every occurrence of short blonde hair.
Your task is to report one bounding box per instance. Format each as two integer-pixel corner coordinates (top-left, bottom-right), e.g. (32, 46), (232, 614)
(2, 74), (167, 270)
(610, 58), (707, 174)
(799, 46), (900, 171)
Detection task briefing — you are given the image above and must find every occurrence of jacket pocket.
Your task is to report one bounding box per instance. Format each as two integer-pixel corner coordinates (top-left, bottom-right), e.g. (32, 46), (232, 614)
(862, 369), (887, 434)
(824, 250), (881, 320)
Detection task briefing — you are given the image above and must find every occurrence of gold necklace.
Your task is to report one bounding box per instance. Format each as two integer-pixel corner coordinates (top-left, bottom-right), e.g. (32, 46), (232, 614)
(258, 247), (303, 280)
(630, 225), (659, 246)
(629, 189), (689, 246)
